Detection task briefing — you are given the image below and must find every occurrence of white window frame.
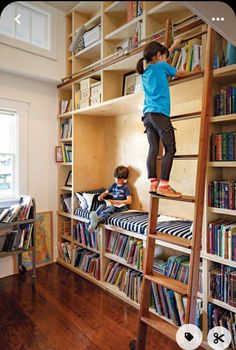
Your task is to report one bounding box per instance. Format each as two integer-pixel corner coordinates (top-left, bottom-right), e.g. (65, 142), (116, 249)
(0, 1), (58, 60)
(0, 97), (29, 207)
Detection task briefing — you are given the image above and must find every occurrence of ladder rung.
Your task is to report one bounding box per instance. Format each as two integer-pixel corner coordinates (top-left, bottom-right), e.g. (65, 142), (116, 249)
(141, 312), (177, 341)
(145, 272), (188, 295)
(151, 193), (195, 203)
(149, 232), (192, 248)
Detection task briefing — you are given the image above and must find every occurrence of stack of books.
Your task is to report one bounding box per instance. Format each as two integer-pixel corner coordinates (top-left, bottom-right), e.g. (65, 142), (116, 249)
(58, 241), (72, 264)
(60, 143), (72, 162)
(170, 39), (202, 72)
(61, 118), (72, 139)
(210, 132), (236, 161)
(214, 86), (236, 116)
(0, 224), (33, 252)
(73, 222), (99, 251)
(208, 303), (236, 346)
(106, 231), (143, 270)
(73, 247), (100, 280)
(207, 221), (236, 261)
(208, 180), (236, 209)
(83, 24), (101, 48)
(209, 264), (236, 306)
(0, 196), (33, 223)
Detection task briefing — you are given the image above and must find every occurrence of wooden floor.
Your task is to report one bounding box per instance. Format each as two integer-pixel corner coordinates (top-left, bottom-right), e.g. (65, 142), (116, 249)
(0, 263), (192, 350)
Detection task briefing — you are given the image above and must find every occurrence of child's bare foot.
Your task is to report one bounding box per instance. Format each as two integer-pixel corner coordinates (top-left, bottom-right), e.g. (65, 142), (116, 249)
(156, 185), (182, 198)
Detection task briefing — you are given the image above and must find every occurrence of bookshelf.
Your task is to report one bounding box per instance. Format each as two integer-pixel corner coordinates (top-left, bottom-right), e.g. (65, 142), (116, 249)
(57, 2), (236, 348)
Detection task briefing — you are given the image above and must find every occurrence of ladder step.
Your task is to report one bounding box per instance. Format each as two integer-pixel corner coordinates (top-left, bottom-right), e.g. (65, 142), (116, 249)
(151, 193), (195, 203)
(149, 232), (192, 248)
(141, 312), (177, 341)
(145, 272), (188, 295)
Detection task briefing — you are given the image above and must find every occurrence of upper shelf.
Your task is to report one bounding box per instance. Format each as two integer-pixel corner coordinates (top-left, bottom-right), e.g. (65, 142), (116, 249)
(105, 1), (128, 13)
(71, 1), (101, 16)
(75, 41), (101, 60)
(147, 1), (192, 23)
(213, 64), (236, 84)
(105, 15), (144, 42)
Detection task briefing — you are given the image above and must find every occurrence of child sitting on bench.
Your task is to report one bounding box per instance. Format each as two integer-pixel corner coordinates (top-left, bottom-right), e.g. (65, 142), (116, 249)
(88, 165), (132, 233)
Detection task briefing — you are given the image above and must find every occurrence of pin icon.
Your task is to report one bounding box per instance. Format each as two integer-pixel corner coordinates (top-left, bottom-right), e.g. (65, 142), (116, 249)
(15, 14), (21, 24)
(185, 332), (194, 342)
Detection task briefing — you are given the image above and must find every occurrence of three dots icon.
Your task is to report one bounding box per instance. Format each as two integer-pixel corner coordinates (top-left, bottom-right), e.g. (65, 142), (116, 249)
(212, 17), (224, 21)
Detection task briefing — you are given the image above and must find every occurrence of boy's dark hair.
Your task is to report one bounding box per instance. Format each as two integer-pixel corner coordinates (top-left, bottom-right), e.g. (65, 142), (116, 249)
(114, 165), (129, 179)
(136, 41), (169, 75)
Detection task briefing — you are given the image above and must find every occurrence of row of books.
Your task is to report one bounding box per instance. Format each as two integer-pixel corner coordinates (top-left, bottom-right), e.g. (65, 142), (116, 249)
(104, 261), (142, 303)
(214, 34), (236, 68)
(207, 221), (236, 261)
(151, 283), (203, 328)
(209, 264), (236, 307)
(210, 132), (236, 161)
(127, 1), (143, 21)
(153, 255), (203, 293)
(208, 304), (236, 348)
(60, 143), (72, 163)
(105, 230), (143, 270)
(0, 196), (33, 223)
(214, 86), (236, 116)
(0, 224), (33, 253)
(73, 222), (99, 251)
(73, 247), (100, 280)
(170, 39), (202, 72)
(58, 241), (72, 263)
(60, 99), (72, 114)
(61, 118), (72, 139)
(208, 181), (236, 210)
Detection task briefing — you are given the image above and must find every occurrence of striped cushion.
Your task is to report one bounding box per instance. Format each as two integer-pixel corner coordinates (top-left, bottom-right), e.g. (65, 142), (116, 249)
(74, 209), (192, 239)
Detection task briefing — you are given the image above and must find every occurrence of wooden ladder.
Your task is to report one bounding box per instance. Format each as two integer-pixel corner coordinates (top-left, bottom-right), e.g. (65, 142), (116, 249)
(134, 25), (215, 349)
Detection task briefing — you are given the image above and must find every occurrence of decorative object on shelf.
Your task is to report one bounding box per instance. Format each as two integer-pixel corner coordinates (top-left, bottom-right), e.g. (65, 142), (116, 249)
(55, 146), (63, 163)
(23, 211), (52, 269)
(65, 170), (72, 187)
(123, 71), (142, 95)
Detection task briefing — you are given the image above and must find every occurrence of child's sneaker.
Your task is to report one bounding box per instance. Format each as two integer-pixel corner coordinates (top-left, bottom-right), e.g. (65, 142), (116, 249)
(156, 185), (182, 198)
(88, 211), (100, 233)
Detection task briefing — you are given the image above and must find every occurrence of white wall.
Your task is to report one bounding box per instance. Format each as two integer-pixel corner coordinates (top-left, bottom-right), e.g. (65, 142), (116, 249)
(0, 71), (58, 278)
(0, 2), (66, 83)
(0, 2), (66, 277)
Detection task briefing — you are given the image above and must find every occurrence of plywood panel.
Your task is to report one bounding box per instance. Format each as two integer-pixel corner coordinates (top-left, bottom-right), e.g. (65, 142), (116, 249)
(172, 117), (200, 155)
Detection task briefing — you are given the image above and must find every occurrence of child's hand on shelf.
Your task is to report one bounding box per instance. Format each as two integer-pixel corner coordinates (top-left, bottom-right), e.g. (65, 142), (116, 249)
(173, 38), (182, 47)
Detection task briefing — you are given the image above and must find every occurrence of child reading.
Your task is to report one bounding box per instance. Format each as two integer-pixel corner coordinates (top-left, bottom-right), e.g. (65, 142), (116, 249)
(88, 165), (132, 233)
(136, 40), (201, 197)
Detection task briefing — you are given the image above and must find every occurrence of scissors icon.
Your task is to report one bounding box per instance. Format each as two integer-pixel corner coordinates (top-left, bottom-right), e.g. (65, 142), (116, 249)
(214, 333), (225, 344)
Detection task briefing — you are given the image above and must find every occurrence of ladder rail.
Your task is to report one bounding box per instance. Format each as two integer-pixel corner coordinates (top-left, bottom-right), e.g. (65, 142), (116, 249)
(186, 25), (215, 323)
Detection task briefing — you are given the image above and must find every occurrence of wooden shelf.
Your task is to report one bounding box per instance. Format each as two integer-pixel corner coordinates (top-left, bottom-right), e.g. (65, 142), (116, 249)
(75, 40), (101, 60)
(213, 64), (236, 84)
(0, 247), (32, 258)
(102, 282), (140, 309)
(83, 13), (101, 31)
(105, 1), (128, 13)
(61, 186), (72, 192)
(208, 161), (236, 167)
(203, 253), (236, 268)
(60, 162), (72, 166)
(58, 111), (73, 118)
(71, 1), (101, 15)
(104, 252), (142, 272)
(210, 113), (236, 124)
(0, 218), (35, 228)
(147, 1), (191, 23)
(208, 297), (236, 313)
(74, 241), (100, 254)
(61, 234), (72, 242)
(57, 211), (72, 219)
(105, 15), (143, 41)
(208, 207), (236, 216)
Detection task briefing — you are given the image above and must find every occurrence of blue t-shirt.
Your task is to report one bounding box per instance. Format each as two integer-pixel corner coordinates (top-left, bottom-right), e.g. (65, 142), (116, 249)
(141, 62), (176, 116)
(108, 183), (131, 201)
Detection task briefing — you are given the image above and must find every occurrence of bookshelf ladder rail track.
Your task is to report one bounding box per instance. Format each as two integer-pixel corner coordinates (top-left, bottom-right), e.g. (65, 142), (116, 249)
(134, 25), (215, 349)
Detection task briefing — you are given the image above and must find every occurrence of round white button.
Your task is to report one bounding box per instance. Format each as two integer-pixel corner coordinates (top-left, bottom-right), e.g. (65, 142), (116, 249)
(176, 324), (202, 350)
(207, 326), (232, 350)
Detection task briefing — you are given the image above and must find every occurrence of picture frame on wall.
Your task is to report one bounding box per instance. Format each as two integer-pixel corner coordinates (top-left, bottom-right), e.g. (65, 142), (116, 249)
(55, 146), (63, 162)
(65, 170), (72, 187)
(123, 71), (143, 96)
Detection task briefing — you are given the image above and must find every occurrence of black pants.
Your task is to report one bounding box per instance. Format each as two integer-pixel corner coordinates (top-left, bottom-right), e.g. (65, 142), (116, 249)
(143, 112), (176, 181)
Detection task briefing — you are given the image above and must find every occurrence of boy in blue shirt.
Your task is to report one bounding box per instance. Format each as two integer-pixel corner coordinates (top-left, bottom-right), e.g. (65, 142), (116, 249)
(88, 165), (132, 233)
(136, 40), (201, 198)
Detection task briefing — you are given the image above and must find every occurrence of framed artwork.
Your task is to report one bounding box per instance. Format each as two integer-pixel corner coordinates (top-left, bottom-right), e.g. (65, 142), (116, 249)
(55, 146), (63, 162)
(123, 71), (142, 96)
(65, 170), (72, 187)
(22, 211), (53, 269)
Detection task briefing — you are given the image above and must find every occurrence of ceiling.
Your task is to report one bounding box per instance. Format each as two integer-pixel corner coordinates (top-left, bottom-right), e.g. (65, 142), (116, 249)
(45, 1), (78, 12)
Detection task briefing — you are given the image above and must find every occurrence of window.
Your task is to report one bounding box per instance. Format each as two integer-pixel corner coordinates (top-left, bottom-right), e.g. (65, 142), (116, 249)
(0, 110), (18, 200)
(0, 98), (28, 205)
(0, 1), (51, 50)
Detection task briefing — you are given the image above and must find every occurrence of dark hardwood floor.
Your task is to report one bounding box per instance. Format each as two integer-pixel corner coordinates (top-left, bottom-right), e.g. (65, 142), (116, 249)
(0, 263), (192, 350)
